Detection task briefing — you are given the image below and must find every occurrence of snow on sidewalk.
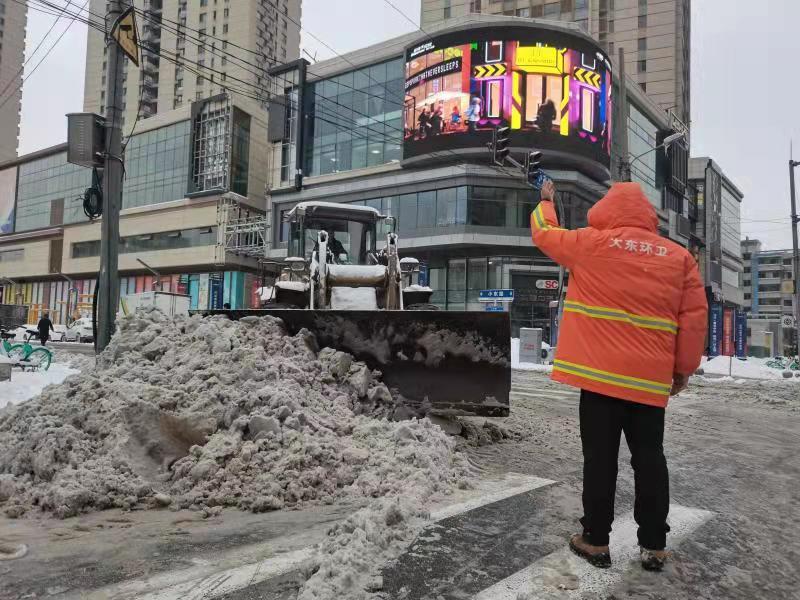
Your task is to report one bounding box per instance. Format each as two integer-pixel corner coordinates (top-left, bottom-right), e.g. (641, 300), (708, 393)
(0, 363), (80, 410)
(700, 355), (800, 381)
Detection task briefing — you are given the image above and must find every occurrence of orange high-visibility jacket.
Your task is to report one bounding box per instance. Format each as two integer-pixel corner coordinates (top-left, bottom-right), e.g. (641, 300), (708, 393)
(531, 182), (708, 408)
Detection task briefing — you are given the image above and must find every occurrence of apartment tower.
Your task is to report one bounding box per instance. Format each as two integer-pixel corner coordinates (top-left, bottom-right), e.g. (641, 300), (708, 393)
(83, 0), (302, 127)
(0, 0), (27, 162)
(420, 0), (690, 124)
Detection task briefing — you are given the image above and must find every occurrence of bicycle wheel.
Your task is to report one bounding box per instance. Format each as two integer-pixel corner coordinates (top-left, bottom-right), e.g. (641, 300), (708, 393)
(6, 344), (26, 362)
(26, 348), (52, 371)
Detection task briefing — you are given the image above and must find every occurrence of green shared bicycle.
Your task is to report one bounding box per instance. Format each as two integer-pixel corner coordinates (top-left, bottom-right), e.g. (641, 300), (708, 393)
(0, 329), (52, 371)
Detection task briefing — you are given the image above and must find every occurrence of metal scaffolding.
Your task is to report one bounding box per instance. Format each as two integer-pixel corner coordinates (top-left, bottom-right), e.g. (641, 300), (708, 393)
(216, 195), (269, 265)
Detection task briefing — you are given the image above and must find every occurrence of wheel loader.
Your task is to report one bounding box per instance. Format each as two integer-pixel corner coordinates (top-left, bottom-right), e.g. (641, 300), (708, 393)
(202, 201), (510, 417)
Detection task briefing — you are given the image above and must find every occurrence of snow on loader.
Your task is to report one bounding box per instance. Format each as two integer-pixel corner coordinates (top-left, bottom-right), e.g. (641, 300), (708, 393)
(200, 201), (510, 417)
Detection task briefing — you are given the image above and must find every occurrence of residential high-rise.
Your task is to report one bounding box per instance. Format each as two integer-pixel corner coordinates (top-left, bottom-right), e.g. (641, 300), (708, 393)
(83, 0), (302, 127)
(741, 238), (798, 356)
(0, 0), (27, 162)
(420, 0), (691, 124)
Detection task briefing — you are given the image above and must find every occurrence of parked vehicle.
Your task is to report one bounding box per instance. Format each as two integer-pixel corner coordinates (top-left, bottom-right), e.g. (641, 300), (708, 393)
(0, 330), (52, 371)
(64, 318), (95, 343)
(120, 292), (190, 318)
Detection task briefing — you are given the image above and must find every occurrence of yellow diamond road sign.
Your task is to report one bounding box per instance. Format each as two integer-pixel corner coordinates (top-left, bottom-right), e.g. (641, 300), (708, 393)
(111, 6), (140, 67)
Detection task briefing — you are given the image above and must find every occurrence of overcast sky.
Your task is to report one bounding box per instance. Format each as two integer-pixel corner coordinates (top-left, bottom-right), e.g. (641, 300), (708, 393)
(17, 0), (800, 249)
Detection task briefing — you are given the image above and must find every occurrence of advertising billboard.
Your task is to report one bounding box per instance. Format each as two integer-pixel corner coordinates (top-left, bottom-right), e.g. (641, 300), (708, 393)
(0, 167), (17, 234)
(708, 301), (723, 358)
(404, 27), (612, 168)
(735, 310), (747, 359)
(723, 308), (734, 357)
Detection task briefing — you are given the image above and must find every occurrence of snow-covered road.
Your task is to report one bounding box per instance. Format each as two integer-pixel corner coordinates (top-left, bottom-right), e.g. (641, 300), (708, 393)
(2, 370), (797, 600)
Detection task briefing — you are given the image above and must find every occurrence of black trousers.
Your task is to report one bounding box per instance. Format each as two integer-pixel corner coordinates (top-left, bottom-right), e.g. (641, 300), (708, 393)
(579, 389), (670, 550)
(39, 335), (48, 347)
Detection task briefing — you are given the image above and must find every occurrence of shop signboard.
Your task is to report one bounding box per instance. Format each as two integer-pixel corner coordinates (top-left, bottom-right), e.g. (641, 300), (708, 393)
(722, 307), (734, 357)
(735, 310), (747, 358)
(403, 26), (612, 168)
(708, 302), (723, 358)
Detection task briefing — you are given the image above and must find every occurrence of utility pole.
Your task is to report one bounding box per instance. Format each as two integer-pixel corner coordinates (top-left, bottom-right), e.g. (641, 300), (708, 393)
(617, 47), (630, 182)
(96, 0), (126, 353)
(789, 159), (800, 357)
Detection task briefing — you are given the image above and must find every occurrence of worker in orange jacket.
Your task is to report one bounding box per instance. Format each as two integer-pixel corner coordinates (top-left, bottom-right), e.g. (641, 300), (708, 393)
(531, 180), (707, 571)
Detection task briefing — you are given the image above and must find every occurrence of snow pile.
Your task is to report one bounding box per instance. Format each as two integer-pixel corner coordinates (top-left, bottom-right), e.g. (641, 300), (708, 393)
(0, 309), (473, 521)
(700, 356), (799, 380)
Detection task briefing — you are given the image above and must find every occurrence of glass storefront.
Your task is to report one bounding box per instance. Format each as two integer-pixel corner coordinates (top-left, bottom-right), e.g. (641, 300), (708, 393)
(628, 105), (660, 208)
(15, 152), (92, 232)
(303, 58), (405, 176)
(428, 255), (561, 337)
(343, 186), (591, 234)
(124, 120), (193, 209)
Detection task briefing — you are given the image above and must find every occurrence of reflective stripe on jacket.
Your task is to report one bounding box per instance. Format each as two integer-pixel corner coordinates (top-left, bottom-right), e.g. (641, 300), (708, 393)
(531, 183), (708, 408)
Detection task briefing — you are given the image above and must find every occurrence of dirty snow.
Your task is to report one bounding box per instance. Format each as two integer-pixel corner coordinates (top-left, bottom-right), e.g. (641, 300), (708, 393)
(403, 284), (433, 292)
(0, 309), (480, 598)
(700, 355), (800, 380)
(275, 280), (309, 292)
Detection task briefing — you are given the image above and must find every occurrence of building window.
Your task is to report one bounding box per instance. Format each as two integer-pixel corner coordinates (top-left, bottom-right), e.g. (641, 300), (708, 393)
(71, 227), (218, 259)
(444, 0), (451, 18)
(516, 7), (531, 17)
(544, 2), (560, 17)
(638, 14), (647, 28)
(0, 249), (24, 262)
(638, 60), (647, 73)
(638, 37), (647, 52)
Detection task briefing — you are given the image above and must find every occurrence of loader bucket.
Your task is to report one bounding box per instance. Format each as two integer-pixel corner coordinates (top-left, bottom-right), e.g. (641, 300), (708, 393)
(197, 309), (511, 417)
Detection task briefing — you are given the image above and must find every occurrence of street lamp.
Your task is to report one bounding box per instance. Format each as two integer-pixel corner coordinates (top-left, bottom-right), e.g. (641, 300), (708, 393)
(628, 132), (687, 173)
(788, 159), (800, 356)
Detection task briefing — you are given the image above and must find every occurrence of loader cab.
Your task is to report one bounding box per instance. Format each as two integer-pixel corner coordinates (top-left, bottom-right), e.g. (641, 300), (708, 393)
(286, 202), (389, 266)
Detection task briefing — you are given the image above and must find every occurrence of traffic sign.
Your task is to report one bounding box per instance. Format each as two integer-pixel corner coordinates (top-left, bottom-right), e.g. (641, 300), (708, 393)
(479, 289), (514, 302)
(111, 6), (140, 67)
(485, 305), (504, 312)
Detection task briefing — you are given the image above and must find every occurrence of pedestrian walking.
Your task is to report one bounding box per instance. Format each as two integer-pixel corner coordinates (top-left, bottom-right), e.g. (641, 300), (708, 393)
(37, 313), (55, 347)
(531, 181), (708, 572)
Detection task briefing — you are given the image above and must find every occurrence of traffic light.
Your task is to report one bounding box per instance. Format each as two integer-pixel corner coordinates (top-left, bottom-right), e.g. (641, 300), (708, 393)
(525, 150), (543, 186)
(492, 126), (511, 165)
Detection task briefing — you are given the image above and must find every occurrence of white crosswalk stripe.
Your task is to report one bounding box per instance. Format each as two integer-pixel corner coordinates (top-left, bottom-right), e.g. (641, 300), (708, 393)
(80, 473), (555, 600)
(472, 504), (713, 600)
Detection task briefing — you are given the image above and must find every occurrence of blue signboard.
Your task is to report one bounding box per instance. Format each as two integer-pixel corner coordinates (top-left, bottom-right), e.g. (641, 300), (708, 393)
(485, 305), (504, 312)
(708, 302), (723, 358)
(735, 310), (747, 358)
(479, 289), (514, 302)
(209, 274), (224, 309)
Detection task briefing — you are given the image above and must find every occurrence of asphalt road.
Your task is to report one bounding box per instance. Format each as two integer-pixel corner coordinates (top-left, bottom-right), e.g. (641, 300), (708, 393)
(1, 372), (798, 600)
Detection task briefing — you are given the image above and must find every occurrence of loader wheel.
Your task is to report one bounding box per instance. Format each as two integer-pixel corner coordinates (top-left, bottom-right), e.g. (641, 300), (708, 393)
(405, 303), (441, 311)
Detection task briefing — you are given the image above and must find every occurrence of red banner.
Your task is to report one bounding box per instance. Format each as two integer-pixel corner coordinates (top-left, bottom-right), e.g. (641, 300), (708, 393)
(722, 308), (734, 357)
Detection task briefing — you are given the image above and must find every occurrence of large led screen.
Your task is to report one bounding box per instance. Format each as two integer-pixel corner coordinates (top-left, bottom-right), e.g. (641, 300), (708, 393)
(404, 27), (612, 167)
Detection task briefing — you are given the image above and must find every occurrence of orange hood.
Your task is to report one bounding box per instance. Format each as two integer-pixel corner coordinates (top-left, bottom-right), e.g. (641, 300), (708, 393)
(587, 182), (659, 233)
